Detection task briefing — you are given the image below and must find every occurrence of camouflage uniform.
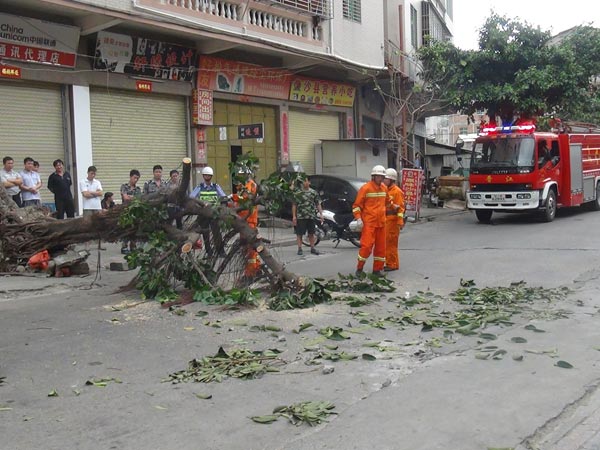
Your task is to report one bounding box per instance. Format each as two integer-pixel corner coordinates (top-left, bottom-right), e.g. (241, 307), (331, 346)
(293, 187), (321, 236)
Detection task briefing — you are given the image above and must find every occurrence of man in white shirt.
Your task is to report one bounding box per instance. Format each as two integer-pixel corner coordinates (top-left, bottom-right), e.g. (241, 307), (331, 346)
(20, 157), (42, 207)
(1, 156), (23, 207)
(79, 165), (103, 216)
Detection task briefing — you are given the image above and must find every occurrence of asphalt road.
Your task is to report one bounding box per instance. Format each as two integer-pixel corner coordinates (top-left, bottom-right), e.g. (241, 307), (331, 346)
(2, 206), (600, 450)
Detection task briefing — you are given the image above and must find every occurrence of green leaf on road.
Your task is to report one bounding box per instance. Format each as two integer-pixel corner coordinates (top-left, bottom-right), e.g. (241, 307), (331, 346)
(362, 353), (377, 361)
(512, 354), (524, 361)
(479, 333), (497, 340)
(48, 390), (58, 397)
(475, 352), (491, 360)
(492, 350), (507, 360)
(511, 337), (527, 343)
(555, 360), (573, 369)
(251, 415), (279, 424)
(298, 323), (313, 332)
(524, 324), (545, 333)
(195, 393), (213, 400)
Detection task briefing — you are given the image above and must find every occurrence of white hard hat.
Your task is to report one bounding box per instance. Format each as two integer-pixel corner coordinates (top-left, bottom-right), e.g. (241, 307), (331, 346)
(371, 165), (386, 176)
(385, 168), (398, 180)
(201, 166), (214, 176)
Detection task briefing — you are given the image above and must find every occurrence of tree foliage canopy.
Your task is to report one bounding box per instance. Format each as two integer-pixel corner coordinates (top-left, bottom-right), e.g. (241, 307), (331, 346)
(418, 14), (600, 124)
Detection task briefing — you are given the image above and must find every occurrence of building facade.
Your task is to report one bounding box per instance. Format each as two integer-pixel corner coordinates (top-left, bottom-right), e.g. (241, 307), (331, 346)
(0, 0), (389, 211)
(356, 0), (454, 172)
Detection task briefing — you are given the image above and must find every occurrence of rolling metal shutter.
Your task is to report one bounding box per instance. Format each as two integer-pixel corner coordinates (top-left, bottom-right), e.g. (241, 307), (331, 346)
(90, 88), (187, 199)
(0, 81), (65, 203)
(289, 110), (340, 175)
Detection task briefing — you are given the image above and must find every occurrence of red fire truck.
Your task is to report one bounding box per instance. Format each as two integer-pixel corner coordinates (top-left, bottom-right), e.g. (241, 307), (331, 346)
(466, 121), (600, 222)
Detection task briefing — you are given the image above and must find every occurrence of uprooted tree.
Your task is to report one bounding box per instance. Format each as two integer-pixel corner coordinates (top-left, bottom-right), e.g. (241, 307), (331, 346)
(0, 157), (304, 300)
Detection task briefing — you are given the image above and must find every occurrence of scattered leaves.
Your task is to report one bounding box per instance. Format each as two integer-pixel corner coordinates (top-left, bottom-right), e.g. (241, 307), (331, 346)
(165, 347), (283, 384)
(318, 327), (350, 341)
(252, 401), (337, 426)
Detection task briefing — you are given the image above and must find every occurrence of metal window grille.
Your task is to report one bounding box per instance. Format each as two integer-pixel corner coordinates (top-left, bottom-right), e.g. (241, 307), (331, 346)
(342, 0), (361, 23)
(264, 0), (333, 18)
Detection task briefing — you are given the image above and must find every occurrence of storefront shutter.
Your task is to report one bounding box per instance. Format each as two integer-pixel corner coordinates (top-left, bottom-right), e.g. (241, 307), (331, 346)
(90, 88), (188, 200)
(288, 109), (340, 175)
(0, 81), (64, 203)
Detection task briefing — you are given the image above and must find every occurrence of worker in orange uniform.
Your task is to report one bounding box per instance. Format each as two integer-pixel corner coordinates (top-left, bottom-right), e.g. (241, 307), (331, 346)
(383, 168), (405, 272)
(352, 165), (388, 276)
(232, 167), (260, 279)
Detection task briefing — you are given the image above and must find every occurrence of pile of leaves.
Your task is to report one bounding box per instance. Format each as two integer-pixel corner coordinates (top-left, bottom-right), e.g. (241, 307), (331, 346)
(251, 400), (337, 426)
(165, 347), (283, 384)
(268, 278), (332, 311)
(267, 274), (395, 311)
(193, 286), (260, 306)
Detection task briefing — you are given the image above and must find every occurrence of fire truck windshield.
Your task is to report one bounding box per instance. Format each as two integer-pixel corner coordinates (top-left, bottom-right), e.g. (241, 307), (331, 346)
(471, 137), (535, 172)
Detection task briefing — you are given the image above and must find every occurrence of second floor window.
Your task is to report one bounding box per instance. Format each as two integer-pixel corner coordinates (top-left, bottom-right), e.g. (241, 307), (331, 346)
(343, 0), (361, 23)
(410, 5), (418, 48)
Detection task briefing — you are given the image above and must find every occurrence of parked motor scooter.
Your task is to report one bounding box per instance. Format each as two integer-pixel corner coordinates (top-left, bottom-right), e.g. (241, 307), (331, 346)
(303, 209), (361, 248)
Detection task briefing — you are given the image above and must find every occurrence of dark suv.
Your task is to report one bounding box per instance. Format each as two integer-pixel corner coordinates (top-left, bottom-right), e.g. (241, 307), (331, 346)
(259, 172), (367, 219)
(308, 174), (367, 214)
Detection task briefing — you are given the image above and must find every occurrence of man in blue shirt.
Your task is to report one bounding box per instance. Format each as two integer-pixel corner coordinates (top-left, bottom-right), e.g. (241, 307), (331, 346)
(20, 157), (42, 207)
(190, 166), (227, 202)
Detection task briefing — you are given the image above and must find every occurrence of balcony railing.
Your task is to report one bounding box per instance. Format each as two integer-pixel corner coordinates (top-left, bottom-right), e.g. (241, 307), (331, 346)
(260, 0), (332, 19)
(161, 0), (323, 41)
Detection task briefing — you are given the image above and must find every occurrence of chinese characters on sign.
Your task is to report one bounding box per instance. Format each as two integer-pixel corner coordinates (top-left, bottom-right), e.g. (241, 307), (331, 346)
(280, 110), (290, 165)
(289, 77), (356, 107)
(238, 123), (264, 140)
(401, 168), (424, 218)
(196, 127), (208, 164)
(196, 56), (358, 108)
(0, 12), (80, 68)
(197, 56), (292, 100)
(94, 31), (196, 81)
(0, 64), (21, 79)
(94, 31), (132, 73)
(135, 80), (152, 92)
(192, 89), (213, 126)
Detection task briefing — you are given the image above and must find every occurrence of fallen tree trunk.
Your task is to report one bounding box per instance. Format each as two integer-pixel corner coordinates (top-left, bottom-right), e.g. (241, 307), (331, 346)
(0, 159), (297, 289)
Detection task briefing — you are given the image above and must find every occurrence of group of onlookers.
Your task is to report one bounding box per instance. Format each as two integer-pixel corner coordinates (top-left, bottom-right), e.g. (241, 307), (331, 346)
(1, 156), (43, 208)
(1, 155), (113, 219)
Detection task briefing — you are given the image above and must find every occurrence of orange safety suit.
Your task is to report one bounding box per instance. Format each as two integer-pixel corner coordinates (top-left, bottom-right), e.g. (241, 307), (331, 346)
(233, 179), (260, 277)
(352, 180), (388, 272)
(385, 184), (405, 270)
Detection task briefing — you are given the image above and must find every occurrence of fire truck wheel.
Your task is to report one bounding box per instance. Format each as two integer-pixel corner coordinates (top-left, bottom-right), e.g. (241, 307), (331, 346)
(541, 189), (557, 222)
(475, 209), (493, 223)
(592, 183), (600, 211)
